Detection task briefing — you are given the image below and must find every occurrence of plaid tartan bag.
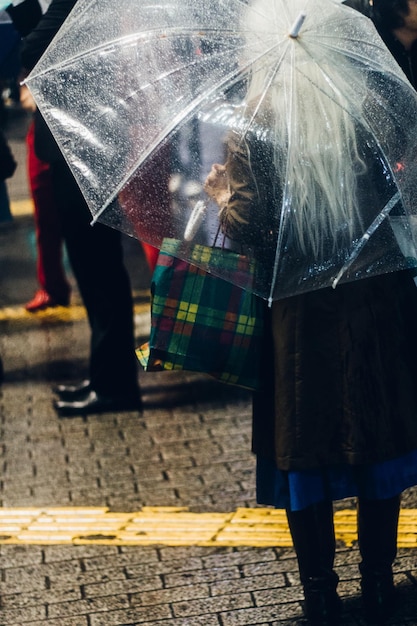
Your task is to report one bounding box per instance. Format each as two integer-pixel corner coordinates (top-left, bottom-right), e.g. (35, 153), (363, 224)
(136, 238), (264, 390)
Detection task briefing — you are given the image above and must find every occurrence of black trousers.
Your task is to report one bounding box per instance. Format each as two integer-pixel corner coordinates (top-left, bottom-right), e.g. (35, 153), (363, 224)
(51, 160), (139, 397)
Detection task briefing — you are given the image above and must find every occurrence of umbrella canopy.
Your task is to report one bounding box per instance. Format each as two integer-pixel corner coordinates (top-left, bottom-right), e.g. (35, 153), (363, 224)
(25, 0), (417, 301)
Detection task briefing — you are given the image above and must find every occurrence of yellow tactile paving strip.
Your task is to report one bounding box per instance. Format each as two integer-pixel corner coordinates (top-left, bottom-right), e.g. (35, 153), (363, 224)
(10, 199), (34, 216)
(0, 303), (87, 324)
(0, 301), (150, 326)
(0, 507), (416, 547)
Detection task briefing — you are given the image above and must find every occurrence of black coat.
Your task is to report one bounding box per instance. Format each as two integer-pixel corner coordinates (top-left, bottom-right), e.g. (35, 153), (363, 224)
(221, 129), (417, 472)
(20, 0), (77, 163)
(374, 26), (417, 90)
(6, 0), (42, 37)
(253, 271), (417, 471)
(20, 0), (77, 71)
(0, 131), (17, 181)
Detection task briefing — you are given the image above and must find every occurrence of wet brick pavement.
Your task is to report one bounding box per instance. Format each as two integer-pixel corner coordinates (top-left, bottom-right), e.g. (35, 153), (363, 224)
(0, 106), (417, 625)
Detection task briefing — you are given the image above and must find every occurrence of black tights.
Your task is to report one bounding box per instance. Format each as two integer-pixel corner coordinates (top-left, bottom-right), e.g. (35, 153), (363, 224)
(285, 495), (401, 583)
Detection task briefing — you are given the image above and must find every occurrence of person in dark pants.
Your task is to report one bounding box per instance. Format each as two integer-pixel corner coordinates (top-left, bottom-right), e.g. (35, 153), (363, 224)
(20, 0), (142, 415)
(0, 125), (16, 224)
(0, 127), (17, 381)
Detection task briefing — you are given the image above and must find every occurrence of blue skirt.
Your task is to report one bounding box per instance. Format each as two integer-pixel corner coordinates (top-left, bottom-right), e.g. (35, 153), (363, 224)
(256, 450), (417, 511)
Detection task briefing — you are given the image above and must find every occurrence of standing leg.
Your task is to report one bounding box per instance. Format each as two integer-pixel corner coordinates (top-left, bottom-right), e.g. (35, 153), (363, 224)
(357, 495), (401, 624)
(51, 160), (141, 409)
(26, 121), (71, 311)
(0, 180), (13, 224)
(286, 501), (342, 625)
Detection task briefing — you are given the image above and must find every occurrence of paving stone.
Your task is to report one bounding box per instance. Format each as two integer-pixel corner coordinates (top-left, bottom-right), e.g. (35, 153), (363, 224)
(242, 556), (299, 577)
(5, 560), (83, 592)
(83, 576), (163, 599)
(0, 604), (47, 623)
(163, 565), (241, 588)
(131, 583), (210, 607)
(253, 586), (305, 606)
(133, 618), (220, 626)
(81, 548), (160, 571)
(1, 586), (82, 608)
(125, 557), (206, 580)
(6, 619), (89, 626)
(210, 573), (287, 596)
(202, 547), (278, 569)
(172, 592), (254, 618)
(47, 594), (131, 619)
(88, 604), (172, 625)
(0, 545), (44, 568)
(220, 603), (302, 625)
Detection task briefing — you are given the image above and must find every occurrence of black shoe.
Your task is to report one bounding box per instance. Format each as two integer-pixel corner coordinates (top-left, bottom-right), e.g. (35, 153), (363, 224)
(303, 578), (342, 626)
(361, 573), (398, 624)
(52, 379), (91, 400)
(54, 390), (142, 416)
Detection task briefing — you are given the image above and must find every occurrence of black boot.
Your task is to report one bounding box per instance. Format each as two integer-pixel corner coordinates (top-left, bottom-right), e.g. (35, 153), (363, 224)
(357, 495), (401, 624)
(286, 501), (342, 626)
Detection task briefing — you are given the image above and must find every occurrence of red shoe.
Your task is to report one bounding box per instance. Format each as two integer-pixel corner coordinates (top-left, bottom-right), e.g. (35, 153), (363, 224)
(25, 289), (69, 313)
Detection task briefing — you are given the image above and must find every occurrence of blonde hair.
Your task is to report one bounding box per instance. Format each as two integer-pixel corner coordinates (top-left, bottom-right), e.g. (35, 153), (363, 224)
(241, 0), (366, 257)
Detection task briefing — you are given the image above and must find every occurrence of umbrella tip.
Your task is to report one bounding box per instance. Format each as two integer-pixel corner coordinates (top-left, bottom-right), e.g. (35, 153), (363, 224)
(289, 12), (307, 38)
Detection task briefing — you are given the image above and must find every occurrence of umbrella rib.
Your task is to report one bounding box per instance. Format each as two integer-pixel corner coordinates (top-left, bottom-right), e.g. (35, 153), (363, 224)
(332, 192), (401, 288)
(305, 31), (415, 95)
(316, 37), (413, 83)
(294, 38), (375, 131)
(27, 27), (255, 79)
(268, 43), (297, 306)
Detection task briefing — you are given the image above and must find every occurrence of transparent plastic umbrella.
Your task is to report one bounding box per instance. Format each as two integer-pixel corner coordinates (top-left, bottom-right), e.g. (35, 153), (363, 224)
(25, 0), (417, 302)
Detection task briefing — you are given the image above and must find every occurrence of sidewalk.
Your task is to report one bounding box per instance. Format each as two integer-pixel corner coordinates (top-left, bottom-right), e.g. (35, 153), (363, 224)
(1, 105), (417, 626)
